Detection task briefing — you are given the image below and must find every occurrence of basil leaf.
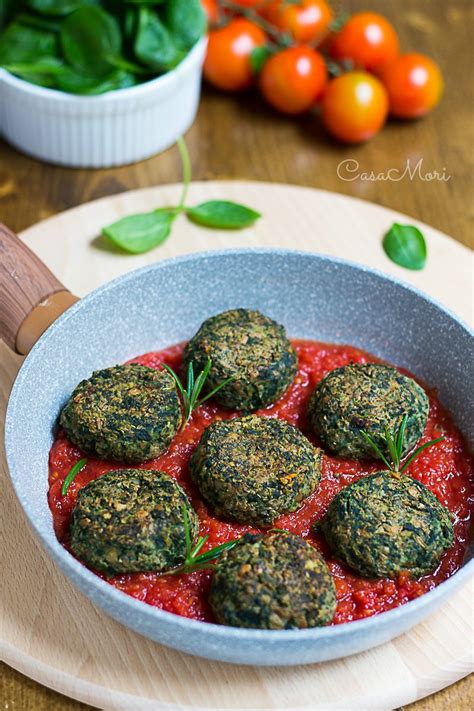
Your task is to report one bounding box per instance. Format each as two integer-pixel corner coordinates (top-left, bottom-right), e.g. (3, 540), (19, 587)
(187, 201), (261, 229)
(102, 210), (174, 254)
(0, 21), (58, 64)
(383, 223), (427, 271)
(27, 0), (97, 16)
(163, 0), (206, 52)
(61, 6), (121, 77)
(134, 6), (182, 72)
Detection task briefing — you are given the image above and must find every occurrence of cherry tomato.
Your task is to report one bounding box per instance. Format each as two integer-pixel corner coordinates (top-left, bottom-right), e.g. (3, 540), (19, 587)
(260, 46), (327, 114)
(204, 18), (267, 92)
(201, 0), (218, 25)
(321, 71), (388, 143)
(262, 0), (333, 45)
(377, 53), (443, 119)
(329, 12), (399, 72)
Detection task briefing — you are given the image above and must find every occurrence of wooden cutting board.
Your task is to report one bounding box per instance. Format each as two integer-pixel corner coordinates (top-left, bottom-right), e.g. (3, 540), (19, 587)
(1, 182), (472, 711)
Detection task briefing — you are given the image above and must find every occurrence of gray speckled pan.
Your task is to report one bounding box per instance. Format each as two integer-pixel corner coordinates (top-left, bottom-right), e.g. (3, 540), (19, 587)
(5, 249), (474, 666)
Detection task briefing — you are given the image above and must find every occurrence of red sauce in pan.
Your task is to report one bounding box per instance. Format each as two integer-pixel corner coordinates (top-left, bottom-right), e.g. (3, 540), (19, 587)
(48, 341), (473, 624)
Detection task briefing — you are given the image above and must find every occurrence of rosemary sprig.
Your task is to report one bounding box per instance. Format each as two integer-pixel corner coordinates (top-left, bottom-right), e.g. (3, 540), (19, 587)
(61, 458), (88, 496)
(163, 358), (235, 428)
(360, 415), (444, 474)
(170, 505), (240, 575)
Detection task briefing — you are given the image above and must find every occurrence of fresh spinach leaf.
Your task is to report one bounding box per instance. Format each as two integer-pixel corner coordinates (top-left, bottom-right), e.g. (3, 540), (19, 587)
(0, 0), (21, 31)
(134, 6), (182, 72)
(186, 201), (261, 229)
(27, 0), (97, 16)
(0, 0), (207, 95)
(163, 0), (206, 52)
(383, 223), (427, 271)
(16, 12), (61, 32)
(2, 56), (62, 86)
(56, 66), (136, 94)
(0, 21), (57, 64)
(61, 6), (121, 77)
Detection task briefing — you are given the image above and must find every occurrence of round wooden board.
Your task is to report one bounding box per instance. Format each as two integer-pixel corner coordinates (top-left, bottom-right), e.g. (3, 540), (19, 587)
(1, 182), (472, 711)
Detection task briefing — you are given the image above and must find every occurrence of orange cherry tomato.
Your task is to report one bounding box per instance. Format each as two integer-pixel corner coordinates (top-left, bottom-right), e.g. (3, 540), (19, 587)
(329, 12), (399, 72)
(261, 0), (333, 45)
(259, 46), (327, 114)
(321, 71), (388, 143)
(377, 53), (443, 119)
(204, 18), (267, 92)
(201, 0), (218, 25)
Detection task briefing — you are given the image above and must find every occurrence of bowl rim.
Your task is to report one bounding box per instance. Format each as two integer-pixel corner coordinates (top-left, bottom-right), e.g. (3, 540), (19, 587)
(5, 247), (473, 644)
(0, 35), (206, 103)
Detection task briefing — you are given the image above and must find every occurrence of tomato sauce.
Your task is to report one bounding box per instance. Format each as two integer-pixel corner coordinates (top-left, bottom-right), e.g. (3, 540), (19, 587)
(48, 341), (473, 625)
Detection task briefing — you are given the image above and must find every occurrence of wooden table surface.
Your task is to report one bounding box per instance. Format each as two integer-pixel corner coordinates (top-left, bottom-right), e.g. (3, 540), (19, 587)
(0, 0), (472, 708)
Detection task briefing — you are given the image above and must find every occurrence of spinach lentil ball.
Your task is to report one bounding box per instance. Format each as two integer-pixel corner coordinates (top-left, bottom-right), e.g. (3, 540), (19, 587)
(70, 469), (199, 574)
(60, 365), (181, 463)
(209, 532), (336, 629)
(190, 415), (321, 526)
(320, 471), (454, 578)
(307, 364), (429, 459)
(183, 309), (297, 410)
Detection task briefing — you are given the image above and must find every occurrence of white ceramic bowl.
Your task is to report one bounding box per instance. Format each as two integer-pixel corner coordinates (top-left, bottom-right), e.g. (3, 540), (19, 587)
(0, 37), (206, 168)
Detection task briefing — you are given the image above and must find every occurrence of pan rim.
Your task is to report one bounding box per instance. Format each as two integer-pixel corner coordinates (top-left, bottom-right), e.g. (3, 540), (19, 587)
(5, 247), (473, 647)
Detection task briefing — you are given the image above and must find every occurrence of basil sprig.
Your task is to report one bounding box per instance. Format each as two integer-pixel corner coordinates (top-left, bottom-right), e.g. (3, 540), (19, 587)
(383, 223), (428, 271)
(102, 137), (261, 254)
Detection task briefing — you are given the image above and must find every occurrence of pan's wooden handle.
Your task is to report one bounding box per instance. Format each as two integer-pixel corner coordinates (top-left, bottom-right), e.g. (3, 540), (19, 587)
(0, 223), (79, 355)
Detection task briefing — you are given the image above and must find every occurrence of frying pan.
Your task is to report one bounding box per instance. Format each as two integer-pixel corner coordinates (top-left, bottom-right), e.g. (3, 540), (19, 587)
(1, 223), (473, 666)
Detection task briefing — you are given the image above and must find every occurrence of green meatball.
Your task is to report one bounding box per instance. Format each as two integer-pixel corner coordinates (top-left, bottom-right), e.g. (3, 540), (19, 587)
(307, 364), (429, 459)
(183, 309), (297, 410)
(70, 469), (198, 574)
(190, 415), (321, 526)
(60, 364), (182, 463)
(320, 471), (454, 578)
(209, 532), (336, 629)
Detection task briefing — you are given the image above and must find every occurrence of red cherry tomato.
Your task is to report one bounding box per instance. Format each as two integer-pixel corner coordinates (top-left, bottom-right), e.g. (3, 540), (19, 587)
(377, 53), (443, 119)
(259, 46), (327, 114)
(321, 71), (388, 143)
(201, 0), (218, 25)
(261, 0), (333, 45)
(330, 12), (399, 72)
(204, 18), (267, 92)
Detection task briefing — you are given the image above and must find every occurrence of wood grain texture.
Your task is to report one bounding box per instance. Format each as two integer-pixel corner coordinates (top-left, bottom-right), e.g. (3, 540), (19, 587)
(0, 224), (67, 351)
(0, 1), (472, 249)
(0, 183), (472, 711)
(18, 182), (473, 326)
(0, 0), (472, 707)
